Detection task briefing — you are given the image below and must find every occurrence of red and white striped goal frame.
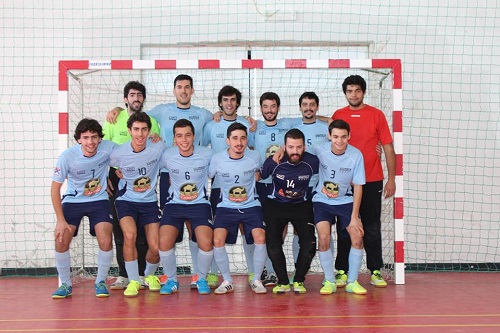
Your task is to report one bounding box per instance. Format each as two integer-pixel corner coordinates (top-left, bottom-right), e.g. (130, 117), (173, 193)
(58, 59), (404, 284)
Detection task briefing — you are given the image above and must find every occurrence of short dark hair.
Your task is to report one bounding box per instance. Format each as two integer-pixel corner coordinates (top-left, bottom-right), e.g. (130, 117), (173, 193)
(127, 112), (152, 130)
(299, 91), (319, 106)
(226, 122), (247, 138)
(123, 81), (146, 99)
(74, 118), (103, 141)
(328, 119), (350, 135)
(218, 85), (242, 110)
(259, 92), (280, 107)
(173, 119), (195, 136)
(284, 128), (305, 144)
(342, 75), (367, 94)
(174, 74), (193, 88)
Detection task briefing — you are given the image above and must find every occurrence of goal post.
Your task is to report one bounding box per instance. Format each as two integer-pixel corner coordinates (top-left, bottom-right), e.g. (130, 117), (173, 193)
(58, 58), (404, 285)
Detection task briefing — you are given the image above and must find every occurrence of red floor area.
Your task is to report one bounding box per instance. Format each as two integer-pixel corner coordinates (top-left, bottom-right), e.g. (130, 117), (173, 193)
(0, 273), (499, 332)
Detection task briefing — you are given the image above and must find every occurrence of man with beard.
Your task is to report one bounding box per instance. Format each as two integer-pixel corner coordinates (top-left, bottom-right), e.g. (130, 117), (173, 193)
(260, 129), (319, 294)
(331, 75), (396, 289)
(253, 92), (298, 286)
(103, 81), (160, 291)
(208, 122), (267, 295)
(202, 85), (255, 287)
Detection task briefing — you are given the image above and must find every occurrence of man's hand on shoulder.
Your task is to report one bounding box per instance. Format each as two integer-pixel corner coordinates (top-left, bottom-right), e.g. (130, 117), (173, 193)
(106, 107), (123, 123)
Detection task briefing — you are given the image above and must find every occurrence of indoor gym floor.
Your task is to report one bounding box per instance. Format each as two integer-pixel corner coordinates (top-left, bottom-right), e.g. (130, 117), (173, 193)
(0, 272), (499, 332)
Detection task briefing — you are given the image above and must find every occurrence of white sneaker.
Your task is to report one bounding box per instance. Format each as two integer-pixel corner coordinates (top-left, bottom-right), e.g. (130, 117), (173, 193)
(214, 280), (234, 295)
(251, 279), (267, 294)
(110, 276), (128, 290)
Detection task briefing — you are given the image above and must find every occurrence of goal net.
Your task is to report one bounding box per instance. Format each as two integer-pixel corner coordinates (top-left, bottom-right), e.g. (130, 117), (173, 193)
(59, 59), (404, 283)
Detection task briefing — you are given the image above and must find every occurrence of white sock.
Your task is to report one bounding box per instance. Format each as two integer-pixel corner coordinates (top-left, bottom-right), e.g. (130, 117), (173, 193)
(55, 250), (71, 286)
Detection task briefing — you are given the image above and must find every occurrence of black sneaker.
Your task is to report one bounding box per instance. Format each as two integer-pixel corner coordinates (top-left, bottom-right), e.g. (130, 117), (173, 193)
(263, 272), (278, 286)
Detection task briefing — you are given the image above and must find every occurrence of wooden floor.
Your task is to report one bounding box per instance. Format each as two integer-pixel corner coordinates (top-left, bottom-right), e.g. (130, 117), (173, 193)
(0, 272), (499, 332)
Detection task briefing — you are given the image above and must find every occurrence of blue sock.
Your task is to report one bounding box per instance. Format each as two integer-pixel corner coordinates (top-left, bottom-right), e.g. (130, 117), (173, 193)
(95, 249), (113, 284)
(55, 250), (71, 286)
(242, 236), (255, 274)
(213, 246), (232, 283)
(125, 260), (140, 282)
(197, 249), (213, 280)
(189, 240), (199, 274)
(292, 234), (299, 263)
(253, 244), (267, 282)
(347, 247), (364, 283)
(159, 249), (177, 282)
(144, 261), (159, 277)
(210, 256), (219, 274)
(319, 250), (335, 282)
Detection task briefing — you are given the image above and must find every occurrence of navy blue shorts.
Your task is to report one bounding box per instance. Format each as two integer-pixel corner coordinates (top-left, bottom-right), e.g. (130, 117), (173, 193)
(161, 203), (213, 243)
(62, 200), (113, 237)
(313, 201), (354, 238)
(115, 200), (161, 228)
(214, 206), (264, 245)
(209, 187), (221, 215)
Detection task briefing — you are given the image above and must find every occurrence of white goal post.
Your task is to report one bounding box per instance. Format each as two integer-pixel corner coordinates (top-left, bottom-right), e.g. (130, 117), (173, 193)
(58, 58), (404, 285)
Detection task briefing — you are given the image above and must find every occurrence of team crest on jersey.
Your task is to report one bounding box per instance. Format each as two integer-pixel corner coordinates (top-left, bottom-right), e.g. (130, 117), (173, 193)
(53, 166), (61, 177)
(84, 178), (102, 196)
(229, 186), (248, 202)
(322, 181), (339, 198)
(180, 183), (199, 201)
(133, 177), (151, 192)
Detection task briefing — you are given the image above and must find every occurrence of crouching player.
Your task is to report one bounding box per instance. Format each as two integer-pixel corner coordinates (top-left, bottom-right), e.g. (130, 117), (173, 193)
(51, 118), (115, 299)
(208, 122), (267, 294)
(310, 119), (368, 295)
(110, 112), (166, 297)
(158, 119), (214, 295)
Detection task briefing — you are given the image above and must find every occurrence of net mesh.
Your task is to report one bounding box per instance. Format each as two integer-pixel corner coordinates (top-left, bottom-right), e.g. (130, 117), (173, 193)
(65, 65), (395, 278)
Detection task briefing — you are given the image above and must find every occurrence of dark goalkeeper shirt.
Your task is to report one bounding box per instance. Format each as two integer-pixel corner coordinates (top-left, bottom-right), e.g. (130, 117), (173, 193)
(260, 152), (319, 204)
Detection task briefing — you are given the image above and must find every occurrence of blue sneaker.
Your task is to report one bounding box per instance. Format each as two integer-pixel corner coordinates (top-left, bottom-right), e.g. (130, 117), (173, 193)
(52, 283), (73, 299)
(95, 281), (110, 298)
(160, 280), (179, 295)
(196, 278), (211, 295)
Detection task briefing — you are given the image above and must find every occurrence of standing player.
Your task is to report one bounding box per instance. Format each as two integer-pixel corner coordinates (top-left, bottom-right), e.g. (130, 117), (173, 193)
(103, 81), (160, 291)
(332, 75), (396, 288)
(110, 112), (166, 297)
(51, 118), (115, 299)
(311, 119), (367, 295)
(291, 92), (329, 265)
(253, 92), (297, 286)
(260, 129), (318, 294)
(107, 75), (214, 287)
(208, 122), (267, 294)
(202, 85), (255, 286)
(158, 119), (214, 295)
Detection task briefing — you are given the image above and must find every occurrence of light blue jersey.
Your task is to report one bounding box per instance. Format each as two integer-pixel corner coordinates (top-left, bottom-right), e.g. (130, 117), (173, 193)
(110, 139), (166, 203)
(160, 146), (213, 205)
(254, 118), (296, 184)
(294, 120), (329, 188)
(202, 117), (255, 189)
(147, 103), (212, 148)
(208, 149), (261, 209)
(52, 140), (115, 203)
(294, 121), (329, 149)
(310, 142), (365, 206)
(202, 117), (255, 152)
